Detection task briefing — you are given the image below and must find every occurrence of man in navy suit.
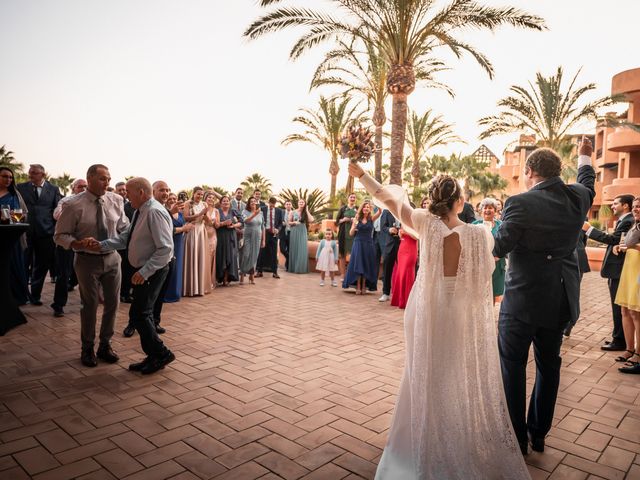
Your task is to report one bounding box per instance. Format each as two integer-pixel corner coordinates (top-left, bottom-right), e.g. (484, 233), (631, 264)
(494, 139), (595, 455)
(257, 196), (284, 278)
(378, 209), (400, 302)
(583, 195), (634, 350)
(16, 164), (62, 305)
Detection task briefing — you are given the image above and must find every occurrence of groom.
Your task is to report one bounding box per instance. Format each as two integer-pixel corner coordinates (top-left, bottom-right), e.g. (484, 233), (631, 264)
(494, 138), (595, 455)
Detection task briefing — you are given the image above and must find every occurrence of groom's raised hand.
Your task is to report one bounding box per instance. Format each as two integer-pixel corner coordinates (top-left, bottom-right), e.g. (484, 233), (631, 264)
(579, 135), (593, 157)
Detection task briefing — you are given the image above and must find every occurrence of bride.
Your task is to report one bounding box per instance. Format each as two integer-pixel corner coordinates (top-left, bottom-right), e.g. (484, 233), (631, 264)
(349, 163), (530, 480)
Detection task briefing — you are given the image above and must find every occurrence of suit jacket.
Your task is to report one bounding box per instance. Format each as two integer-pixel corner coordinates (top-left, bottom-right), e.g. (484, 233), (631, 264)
(576, 231), (590, 276)
(16, 181), (62, 237)
(379, 209), (400, 257)
(587, 213), (634, 279)
(494, 165), (596, 326)
(261, 205), (284, 236)
(458, 202), (476, 224)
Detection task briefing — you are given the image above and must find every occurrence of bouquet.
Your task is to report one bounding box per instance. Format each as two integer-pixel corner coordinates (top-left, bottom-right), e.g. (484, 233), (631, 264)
(340, 124), (375, 164)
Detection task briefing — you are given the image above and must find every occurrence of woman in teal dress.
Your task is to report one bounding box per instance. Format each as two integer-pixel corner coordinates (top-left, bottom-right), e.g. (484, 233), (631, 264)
(239, 197), (265, 284)
(288, 199), (314, 273)
(473, 197), (505, 303)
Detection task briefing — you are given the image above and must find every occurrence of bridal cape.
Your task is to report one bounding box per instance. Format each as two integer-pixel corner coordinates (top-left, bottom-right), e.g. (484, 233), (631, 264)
(360, 175), (531, 480)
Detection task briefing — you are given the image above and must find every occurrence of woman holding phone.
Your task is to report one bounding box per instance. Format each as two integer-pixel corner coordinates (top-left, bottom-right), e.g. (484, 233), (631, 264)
(182, 187), (209, 296)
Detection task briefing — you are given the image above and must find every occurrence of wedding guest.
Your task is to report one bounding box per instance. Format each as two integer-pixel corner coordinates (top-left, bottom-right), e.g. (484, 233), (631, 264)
(473, 197), (505, 304)
(182, 187), (209, 296)
(216, 195), (241, 286)
(583, 194), (634, 351)
(54, 164), (128, 367)
(289, 199), (313, 273)
(343, 202), (377, 294)
(164, 193), (193, 302)
(253, 189), (267, 209)
(231, 187), (246, 213)
(115, 180), (134, 303)
(97, 177), (176, 374)
(257, 196), (283, 278)
(239, 197), (264, 284)
(495, 198), (504, 219)
(16, 163), (62, 305)
(336, 193), (357, 275)
(279, 200), (293, 271)
(316, 229), (339, 286)
(457, 199), (476, 223)
(204, 191), (218, 291)
(378, 207), (400, 302)
(51, 178), (88, 317)
(0, 167), (29, 305)
(390, 227), (418, 309)
(613, 198), (640, 372)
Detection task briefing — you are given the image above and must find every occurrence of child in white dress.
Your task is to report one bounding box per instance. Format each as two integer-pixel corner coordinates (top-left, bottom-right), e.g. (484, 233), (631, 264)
(316, 229), (339, 286)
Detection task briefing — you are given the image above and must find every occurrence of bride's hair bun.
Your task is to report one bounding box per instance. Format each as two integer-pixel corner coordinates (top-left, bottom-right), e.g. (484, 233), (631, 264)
(427, 174), (462, 216)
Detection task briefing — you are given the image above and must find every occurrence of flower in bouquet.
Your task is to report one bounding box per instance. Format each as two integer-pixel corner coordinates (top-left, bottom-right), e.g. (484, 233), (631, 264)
(340, 124), (376, 164)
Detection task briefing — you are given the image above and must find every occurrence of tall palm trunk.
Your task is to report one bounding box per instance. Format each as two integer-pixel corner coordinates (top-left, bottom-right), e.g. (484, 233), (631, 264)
(412, 157), (420, 189)
(389, 93), (409, 185)
(329, 153), (339, 217)
(345, 168), (355, 196)
(373, 104), (386, 182)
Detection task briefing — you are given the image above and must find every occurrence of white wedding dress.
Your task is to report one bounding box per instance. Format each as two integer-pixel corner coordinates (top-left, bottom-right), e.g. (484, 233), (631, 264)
(360, 175), (531, 480)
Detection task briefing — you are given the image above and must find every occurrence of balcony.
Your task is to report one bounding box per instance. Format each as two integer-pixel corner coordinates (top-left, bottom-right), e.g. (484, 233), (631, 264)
(602, 178), (640, 202)
(607, 127), (640, 153)
(612, 67), (640, 99)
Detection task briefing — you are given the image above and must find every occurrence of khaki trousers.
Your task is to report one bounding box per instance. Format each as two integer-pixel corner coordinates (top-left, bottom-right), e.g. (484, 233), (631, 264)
(74, 252), (121, 350)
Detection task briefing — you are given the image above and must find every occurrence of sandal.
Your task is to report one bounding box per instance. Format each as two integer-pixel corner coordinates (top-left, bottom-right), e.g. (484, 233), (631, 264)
(623, 353), (640, 367)
(615, 350), (635, 362)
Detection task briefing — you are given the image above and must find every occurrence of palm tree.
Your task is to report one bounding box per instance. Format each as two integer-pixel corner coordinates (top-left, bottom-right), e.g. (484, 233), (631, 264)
(311, 39), (452, 182)
(240, 173), (273, 199)
(51, 172), (74, 196)
(470, 171), (508, 198)
(478, 67), (618, 150)
(282, 95), (363, 204)
(246, 0), (545, 185)
(279, 188), (329, 220)
(405, 109), (462, 191)
(0, 144), (24, 174)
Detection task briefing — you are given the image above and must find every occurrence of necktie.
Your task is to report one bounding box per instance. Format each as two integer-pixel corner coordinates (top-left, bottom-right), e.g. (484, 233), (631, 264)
(96, 197), (108, 241)
(270, 208), (274, 232)
(126, 211), (139, 249)
(33, 184), (40, 199)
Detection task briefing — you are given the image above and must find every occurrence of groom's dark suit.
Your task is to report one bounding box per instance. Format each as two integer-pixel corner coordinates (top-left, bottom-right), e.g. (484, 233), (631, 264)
(494, 162), (595, 449)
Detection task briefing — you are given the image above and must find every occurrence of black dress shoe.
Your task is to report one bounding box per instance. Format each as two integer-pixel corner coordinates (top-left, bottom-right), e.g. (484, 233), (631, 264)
(529, 433), (544, 452)
(129, 357), (152, 371)
(255, 272), (263, 278)
(519, 441), (530, 456)
(81, 349), (97, 367)
(155, 325), (166, 334)
(123, 324), (135, 337)
(30, 299), (43, 306)
(97, 345), (119, 363)
(273, 273), (280, 279)
(563, 325), (572, 337)
(51, 304), (65, 318)
(601, 343), (626, 351)
(140, 351), (175, 375)
(120, 296), (132, 304)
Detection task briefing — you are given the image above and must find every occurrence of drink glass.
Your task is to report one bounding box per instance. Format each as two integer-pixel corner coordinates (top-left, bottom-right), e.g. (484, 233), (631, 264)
(11, 208), (23, 223)
(1, 206), (11, 225)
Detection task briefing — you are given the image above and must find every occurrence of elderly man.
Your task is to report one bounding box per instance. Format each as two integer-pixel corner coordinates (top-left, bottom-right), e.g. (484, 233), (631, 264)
(54, 164), (128, 367)
(95, 177), (176, 374)
(16, 163), (62, 305)
(51, 178), (88, 317)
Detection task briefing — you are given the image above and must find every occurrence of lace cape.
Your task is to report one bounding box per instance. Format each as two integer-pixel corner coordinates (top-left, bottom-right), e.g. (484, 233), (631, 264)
(366, 180), (530, 480)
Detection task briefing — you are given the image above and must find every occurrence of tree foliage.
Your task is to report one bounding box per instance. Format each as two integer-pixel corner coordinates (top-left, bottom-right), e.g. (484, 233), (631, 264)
(278, 188), (330, 220)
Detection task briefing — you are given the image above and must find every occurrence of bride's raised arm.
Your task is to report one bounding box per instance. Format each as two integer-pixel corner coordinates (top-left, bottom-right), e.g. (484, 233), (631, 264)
(348, 163), (427, 237)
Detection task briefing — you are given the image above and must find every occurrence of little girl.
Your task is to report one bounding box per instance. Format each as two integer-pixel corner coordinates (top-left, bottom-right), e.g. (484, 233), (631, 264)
(316, 229), (339, 286)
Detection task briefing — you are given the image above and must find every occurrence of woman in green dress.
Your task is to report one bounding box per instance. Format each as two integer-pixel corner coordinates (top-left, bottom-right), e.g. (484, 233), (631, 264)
(473, 197), (505, 304)
(288, 199), (314, 273)
(336, 193), (358, 274)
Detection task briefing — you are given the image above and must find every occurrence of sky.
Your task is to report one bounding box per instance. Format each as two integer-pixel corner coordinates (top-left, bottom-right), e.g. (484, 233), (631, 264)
(1, 0), (639, 195)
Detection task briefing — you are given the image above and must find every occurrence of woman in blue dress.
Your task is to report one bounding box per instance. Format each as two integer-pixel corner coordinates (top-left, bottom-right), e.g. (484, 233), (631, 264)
(288, 199), (314, 273)
(239, 197), (265, 284)
(0, 167), (29, 305)
(343, 201), (378, 294)
(216, 195), (242, 286)
(164, 193), (192, 302)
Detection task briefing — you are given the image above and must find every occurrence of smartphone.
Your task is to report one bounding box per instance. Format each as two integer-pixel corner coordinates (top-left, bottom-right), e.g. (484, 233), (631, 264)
(178, 192), (187, 202)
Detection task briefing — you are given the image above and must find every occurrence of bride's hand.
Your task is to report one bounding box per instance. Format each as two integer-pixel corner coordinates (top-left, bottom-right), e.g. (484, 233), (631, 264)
(348, 163), (365, 179)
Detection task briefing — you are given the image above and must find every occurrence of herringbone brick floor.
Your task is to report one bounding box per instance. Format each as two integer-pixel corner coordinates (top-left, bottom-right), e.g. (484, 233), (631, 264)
(0, 271), (639, 479)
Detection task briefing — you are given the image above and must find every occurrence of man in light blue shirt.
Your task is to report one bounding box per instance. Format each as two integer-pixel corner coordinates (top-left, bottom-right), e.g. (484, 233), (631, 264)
(90, 177), (175, 374)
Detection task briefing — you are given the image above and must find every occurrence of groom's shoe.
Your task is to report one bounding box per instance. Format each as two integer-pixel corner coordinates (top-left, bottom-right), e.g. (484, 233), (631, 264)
(519, 441), (530, 456)
(528, 433), (545, 453)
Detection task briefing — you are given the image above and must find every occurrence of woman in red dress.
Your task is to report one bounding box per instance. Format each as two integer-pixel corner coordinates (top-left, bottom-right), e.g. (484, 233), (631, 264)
(391, 227), (419, 309)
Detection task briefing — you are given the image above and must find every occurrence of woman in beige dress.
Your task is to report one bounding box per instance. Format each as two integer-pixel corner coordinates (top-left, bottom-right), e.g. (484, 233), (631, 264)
(182, 186), (209, 296)
(204, 191), (218, 291)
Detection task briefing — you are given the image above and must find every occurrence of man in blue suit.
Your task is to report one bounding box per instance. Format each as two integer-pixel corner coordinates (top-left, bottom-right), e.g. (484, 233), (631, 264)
(494, 139), (595, 455)
(16, 164), (62, 305)
(378, 209), (400, 302)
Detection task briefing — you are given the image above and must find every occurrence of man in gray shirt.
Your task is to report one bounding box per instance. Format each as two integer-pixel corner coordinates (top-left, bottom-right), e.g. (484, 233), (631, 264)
(91, 177), (176, 374)
(54, 164), (128, 367)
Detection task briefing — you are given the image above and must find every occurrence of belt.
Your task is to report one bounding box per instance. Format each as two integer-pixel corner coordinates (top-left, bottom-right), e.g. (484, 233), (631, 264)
(75, 250), (114, 257)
